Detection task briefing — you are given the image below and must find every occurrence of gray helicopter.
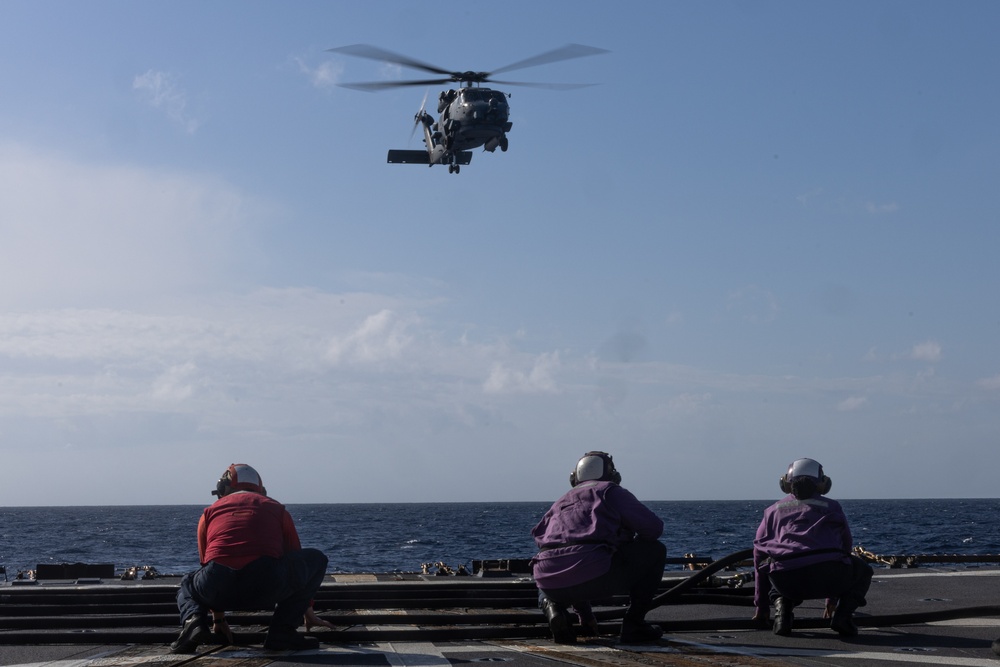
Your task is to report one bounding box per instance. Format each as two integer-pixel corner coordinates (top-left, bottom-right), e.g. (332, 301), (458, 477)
(328, 44), (608, 174)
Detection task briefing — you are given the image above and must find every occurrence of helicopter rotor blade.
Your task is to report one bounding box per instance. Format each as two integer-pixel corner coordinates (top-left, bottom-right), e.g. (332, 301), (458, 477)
(332, 43), (608, 90)
(338, 77), (454, 92)
(489, 43), (609, 76)
(328, 44), (454, 77)
(487, 80), (599, 91)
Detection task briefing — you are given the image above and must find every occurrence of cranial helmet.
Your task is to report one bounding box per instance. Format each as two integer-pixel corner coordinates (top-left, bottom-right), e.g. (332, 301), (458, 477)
(779, 458), (832, 495)
(570, 451), (622, 487)
(213, 463), (266, 497)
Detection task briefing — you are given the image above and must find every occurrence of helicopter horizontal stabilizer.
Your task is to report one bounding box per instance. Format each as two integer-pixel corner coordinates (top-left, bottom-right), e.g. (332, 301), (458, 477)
(387, 150), (430, 164)
(387, 150), (473, 166)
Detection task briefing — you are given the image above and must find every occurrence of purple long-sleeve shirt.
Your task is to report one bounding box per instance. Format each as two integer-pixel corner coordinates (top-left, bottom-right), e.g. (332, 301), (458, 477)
(752, 494), (853, 611)
(531, 480), (664, 590)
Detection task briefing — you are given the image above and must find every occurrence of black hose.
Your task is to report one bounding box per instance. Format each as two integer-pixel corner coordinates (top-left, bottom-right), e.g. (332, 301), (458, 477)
(591, 548), (754, 621)
(650, 548), (754, 607)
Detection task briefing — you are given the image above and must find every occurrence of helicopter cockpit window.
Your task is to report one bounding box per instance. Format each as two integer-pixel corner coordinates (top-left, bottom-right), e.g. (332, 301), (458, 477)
(486, 91), (508, 108)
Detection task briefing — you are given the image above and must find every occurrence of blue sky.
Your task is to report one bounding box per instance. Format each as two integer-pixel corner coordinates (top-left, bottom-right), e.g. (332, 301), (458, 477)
(1, 1), (998, 505)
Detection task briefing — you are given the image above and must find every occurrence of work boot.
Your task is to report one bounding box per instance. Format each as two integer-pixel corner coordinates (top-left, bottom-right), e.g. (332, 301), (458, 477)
(170, 614), (210, 654)
(773, 598), (793, 636)
(542, 598), (576, 644)
(263, 627), (320, 651)
(619, 619), (664, 644)
(576, 609), (600, 637)
(830, 609), (859, 637)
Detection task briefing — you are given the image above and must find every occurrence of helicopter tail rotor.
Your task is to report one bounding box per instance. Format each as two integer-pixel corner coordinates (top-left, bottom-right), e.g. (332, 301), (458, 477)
(409, 90), (430, 145)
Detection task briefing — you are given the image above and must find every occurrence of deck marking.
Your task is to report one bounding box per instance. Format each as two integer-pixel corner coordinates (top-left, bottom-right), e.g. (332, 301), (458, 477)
(645, 638), (999, 667)
(375, 643), (450, 667)
(929, 618), (1000, 627)
(874, 570), (1000, 580)
(5, 648), (127, 667)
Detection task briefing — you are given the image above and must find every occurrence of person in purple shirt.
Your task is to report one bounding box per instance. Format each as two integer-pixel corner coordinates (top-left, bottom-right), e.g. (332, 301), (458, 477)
(753, 458), (873, 637)
(531, 451), (666, 644)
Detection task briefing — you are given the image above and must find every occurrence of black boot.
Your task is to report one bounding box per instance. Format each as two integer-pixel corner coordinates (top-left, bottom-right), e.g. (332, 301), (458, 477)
(830, 608), (859, 637)
(619, 619), (664, 644)
(773, 598), (793, 636)
(542, 598), (576, 644)
(263, 626), (320, 651)
(170, 614), (210, 654)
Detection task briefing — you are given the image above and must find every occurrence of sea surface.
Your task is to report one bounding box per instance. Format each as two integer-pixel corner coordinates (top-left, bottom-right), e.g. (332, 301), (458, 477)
(2, 499), (999, 576)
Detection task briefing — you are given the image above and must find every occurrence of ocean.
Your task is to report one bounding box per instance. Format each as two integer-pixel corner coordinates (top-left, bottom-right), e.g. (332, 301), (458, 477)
(2, 499), (999, 576)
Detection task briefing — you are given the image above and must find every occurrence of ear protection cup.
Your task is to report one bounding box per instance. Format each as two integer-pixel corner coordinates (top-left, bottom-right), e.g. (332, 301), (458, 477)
(779, 458), (832, 496)
(213, 469), (232, 497)
(816, 475), (832, 495)
(779, 474), (792, 494)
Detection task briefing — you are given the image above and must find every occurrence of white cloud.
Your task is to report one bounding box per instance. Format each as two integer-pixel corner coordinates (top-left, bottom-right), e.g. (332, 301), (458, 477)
(151, 362), (199, 401)
(910, 340), (942, 363)
(865, 201), (899, 214)
(133, 70), (201, 133)
(0, 144), (271, 308)
(296, 57), (344, 90)
(978, 375), (1000, 390)
(796, 188), (823, 206)
(483, 351), (560, 394)
(325, 309), (414, 365)
(837, 395), (867, 411)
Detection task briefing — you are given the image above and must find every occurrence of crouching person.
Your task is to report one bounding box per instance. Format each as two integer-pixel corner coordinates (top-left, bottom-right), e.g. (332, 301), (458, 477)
(171, 463), (331, 653)
(531, 452), (667, 645)
(753, 458), (874, 637)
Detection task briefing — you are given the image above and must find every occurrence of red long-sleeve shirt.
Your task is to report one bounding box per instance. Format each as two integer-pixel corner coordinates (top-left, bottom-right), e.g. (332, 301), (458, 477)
(198, 491), (301, 569)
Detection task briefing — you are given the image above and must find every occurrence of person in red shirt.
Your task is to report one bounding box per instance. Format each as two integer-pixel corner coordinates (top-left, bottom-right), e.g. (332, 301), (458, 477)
(171, 463), (330, 653)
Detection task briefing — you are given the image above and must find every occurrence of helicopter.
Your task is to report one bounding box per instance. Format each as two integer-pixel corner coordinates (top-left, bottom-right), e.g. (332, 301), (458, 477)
(327, 44), (608, 174)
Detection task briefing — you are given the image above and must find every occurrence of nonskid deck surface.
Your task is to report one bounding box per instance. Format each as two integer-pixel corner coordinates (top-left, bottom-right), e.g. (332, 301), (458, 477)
(3, 567), (1000, 667)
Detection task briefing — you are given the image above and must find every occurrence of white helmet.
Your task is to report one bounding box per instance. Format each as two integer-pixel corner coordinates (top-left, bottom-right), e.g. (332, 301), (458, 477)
(570, 451), (621, 486)
(779, 458), (831, 495)
(213, 463), (267, 497)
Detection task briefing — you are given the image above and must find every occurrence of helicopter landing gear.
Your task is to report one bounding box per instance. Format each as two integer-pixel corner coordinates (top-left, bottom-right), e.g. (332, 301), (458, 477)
(500, 134), (508, 152)
(448, 163), (461, 174)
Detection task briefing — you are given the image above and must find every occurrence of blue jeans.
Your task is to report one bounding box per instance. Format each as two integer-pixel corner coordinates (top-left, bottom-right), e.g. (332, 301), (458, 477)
(177, 549), (328, 630)
(538, 540), (666, 622)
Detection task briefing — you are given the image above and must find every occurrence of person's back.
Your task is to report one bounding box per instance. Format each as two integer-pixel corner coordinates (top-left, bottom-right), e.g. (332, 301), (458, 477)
(531, 452), (666, 645)
(202, 491), (292, 568)
(171, 463), (329, 653)
(752, 458), (873, 637)
(755, 494), (851, 570)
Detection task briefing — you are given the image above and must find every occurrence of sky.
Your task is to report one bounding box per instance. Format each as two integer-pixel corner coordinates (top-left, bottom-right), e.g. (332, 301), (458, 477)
(1, 1), (998, 506)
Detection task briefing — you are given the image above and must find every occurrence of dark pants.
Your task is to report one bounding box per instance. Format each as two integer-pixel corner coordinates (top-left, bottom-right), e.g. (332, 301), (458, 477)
(177, 549), (328, 631)
(768, 556), (873, 613)
(539, 540), (666, 622)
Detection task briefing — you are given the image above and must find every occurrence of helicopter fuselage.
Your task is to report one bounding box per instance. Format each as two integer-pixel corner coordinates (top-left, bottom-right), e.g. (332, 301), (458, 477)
(435, 87), (512, 152)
